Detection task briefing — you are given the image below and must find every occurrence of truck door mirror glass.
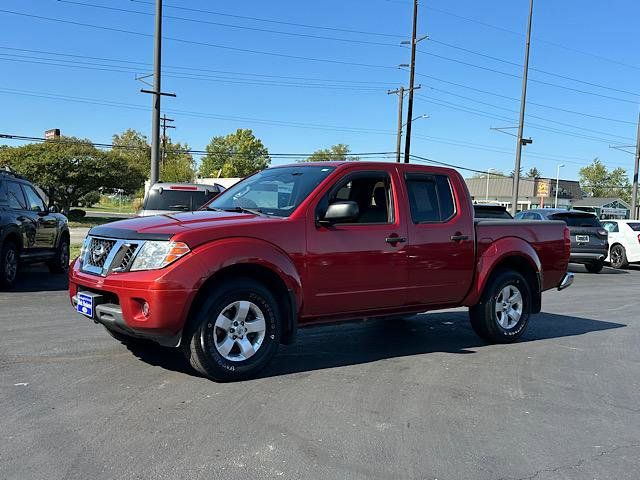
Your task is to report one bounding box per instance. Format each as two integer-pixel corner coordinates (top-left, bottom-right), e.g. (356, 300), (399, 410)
(320, 201), (359, 225)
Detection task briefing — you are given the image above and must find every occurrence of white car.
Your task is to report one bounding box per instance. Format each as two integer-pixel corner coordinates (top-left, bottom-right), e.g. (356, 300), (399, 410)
(602, 219), (640, 269)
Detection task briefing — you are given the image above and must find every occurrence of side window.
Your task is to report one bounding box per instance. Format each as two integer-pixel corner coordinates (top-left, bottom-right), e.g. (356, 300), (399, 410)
(22, 185), (46, 212)
(603, 222), (618, 233)
(7, 181), (27, 210)
(405, 173), (456, 223)
(522, 212), (539, 220)
(321, 172), (393, 224)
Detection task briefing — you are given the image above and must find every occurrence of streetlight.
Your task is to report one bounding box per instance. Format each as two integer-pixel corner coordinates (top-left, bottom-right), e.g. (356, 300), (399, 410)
(402, 114), (429, 128)
(554, 164), (565, 208)
(485, 168), (497, 202)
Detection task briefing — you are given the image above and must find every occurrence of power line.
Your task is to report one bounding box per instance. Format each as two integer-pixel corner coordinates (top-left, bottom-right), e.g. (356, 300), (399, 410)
(131, 0), (405, 39)
(424, 5), (640, 71)
(0, 9), (398, 70)
(426, 38), (640, 98)
(415, 47), (639, 104)
(415, 73), (637, 125)
(57, 0), (401, 48)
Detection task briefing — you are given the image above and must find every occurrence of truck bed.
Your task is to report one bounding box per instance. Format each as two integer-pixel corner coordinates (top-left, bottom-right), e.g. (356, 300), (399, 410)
(474, 219), (569, 291)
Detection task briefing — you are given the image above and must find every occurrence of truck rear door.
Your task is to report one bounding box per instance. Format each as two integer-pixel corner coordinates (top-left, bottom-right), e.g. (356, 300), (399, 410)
(401, 169), (475, 306)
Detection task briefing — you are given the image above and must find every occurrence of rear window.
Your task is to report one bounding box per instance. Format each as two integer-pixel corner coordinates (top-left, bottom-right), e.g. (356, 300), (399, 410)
(627, 223), (640, 231)
(550, 213), (601, 227)
(143, 188), (218, 212)
(405, 173), (455, 223)
(474, 206), (512, 219)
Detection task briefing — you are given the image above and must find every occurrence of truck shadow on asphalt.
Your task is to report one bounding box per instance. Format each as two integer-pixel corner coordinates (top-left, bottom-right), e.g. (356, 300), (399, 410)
(122, 311), (625, 379)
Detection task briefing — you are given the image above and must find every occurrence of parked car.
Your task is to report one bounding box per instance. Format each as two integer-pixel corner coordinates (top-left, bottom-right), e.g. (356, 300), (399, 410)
(0, 170), (70, 288)
(515, 208), (608, 273)
(138, 182), (225, 217)
(474, 203), (513, 219)
(70, 162), (572, 381)
(601, 219), (640, 269)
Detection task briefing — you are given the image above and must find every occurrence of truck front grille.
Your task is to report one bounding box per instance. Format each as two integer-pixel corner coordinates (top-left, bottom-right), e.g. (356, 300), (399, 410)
(85, 238), (117, 268)
(80, 237), (143, 276)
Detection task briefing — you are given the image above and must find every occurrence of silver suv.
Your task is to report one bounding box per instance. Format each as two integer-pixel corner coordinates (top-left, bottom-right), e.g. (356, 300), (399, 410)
(139, 182), (224, 217)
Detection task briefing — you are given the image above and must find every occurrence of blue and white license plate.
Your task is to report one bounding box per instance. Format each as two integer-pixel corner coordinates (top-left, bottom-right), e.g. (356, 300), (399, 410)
(77, 292), (94, 318)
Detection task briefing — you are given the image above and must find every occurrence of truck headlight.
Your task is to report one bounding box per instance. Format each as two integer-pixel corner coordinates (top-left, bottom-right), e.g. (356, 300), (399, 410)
(129, 241), (190, 271)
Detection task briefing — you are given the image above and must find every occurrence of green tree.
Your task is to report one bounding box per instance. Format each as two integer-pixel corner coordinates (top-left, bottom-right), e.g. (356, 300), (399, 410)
(510, 166), (523, 178)
(579, 158), (631, 203)
(0, 138), (145, 211)
(162, 140), (195, 182)
(112, 129), (150, 177)
(199, 129), (270, 178)
(303, 144), (359, 162)
(526, 167), (541, 178)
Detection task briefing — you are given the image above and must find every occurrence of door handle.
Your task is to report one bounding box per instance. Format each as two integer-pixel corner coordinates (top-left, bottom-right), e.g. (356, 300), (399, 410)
(385, 236), (407, 244)
(450, 234), (469, 242)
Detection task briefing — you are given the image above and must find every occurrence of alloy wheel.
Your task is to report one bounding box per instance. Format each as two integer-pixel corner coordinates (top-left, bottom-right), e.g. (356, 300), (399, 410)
(4, 249), (17, 283)
(212, 300), (266, 362)
(494, 284), (523, 330)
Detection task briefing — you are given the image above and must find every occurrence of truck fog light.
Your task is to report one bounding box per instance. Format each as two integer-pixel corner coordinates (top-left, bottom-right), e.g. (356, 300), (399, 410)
(142, 302), (150, 317)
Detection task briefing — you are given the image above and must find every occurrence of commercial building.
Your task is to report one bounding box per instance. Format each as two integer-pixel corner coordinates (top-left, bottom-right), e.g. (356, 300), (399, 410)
(572, 198), (630, 219)
(464, 176), (583, 210)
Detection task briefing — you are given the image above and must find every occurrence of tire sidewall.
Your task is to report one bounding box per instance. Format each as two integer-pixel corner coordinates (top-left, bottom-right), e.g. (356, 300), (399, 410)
(192, 280), (280, 380)
(0, 241), (19, 288)
(484, 271), (531, 341)
(610, 245), (626, 269)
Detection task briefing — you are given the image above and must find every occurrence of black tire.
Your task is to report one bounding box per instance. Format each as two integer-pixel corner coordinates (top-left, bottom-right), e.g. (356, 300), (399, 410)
(585, 261), (604, 273)
(469, 269), (532, 343)
(609, 244), (628, 269)
(182, 278), (281, 381)
(48, 234), (70, 274)
(0, 240), (19, 289)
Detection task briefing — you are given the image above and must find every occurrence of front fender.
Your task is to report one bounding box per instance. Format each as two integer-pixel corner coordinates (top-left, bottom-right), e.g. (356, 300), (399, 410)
(188, 236), (303, 312)
(463, 236), (542, 307)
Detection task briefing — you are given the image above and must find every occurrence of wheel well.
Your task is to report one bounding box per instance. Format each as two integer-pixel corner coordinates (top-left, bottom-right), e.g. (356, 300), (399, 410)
(2, 232), (22, 251)
(489, 255), (541, 313)
(58, 229), (70, 247)
(185, 263), (296, 345)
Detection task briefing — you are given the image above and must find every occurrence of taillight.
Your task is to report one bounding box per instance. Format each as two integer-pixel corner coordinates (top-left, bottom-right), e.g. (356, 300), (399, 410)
(637, 234), (640, 244)
(564, 226), (571, 251)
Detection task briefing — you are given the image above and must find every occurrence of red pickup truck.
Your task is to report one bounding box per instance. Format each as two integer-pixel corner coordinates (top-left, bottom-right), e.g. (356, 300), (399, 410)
(69, 162), (573, 381)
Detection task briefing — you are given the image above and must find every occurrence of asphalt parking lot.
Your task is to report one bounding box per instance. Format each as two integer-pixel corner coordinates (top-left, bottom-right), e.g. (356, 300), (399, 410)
(1, 265), (639, 480)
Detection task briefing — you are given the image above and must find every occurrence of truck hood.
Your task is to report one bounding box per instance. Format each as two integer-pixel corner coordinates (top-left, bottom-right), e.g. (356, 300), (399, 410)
(89, 210), (279, 243)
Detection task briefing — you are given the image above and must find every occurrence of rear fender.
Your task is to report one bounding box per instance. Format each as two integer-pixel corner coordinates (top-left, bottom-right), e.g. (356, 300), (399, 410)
(463, 237), (542, 309)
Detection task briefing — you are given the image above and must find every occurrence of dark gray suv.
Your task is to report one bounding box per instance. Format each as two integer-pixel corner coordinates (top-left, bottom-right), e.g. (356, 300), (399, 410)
(0, 171), (70, 288)
(515, 208), (608, 273)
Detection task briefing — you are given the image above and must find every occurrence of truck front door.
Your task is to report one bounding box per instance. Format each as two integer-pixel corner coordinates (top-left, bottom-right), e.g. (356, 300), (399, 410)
(305, 168), (409, 317)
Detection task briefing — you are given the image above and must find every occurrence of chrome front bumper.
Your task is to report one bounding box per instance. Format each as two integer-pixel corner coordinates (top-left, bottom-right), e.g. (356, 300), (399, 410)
(558, 272), (574, 291)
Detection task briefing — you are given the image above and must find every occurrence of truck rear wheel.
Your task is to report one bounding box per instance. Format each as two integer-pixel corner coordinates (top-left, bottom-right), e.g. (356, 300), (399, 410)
(469, 269), (531, 343)
(182, 278), (281, 381)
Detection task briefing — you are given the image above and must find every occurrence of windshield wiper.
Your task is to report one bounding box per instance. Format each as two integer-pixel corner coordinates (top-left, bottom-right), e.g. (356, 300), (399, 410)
(220, 206), (267, 216)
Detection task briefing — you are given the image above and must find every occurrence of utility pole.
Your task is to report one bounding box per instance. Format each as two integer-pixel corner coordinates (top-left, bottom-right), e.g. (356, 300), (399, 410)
(140, 0), (175, 186)
(388, 87), (404, 163)
(160, 114), (175, 165)
(403, 0), (419, 164)
(510, 0), (534, 215)
(632, 113), (640, 219)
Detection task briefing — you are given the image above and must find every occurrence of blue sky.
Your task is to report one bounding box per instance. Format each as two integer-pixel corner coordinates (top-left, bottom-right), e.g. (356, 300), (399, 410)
(1, 0), (639, 180)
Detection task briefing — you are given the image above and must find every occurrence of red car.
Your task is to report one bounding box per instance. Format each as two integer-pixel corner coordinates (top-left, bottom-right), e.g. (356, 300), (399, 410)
(70, 162), (573, 381)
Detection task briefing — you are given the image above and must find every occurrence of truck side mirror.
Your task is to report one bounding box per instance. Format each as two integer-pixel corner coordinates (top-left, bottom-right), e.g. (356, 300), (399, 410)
(318, 201), (359, 225)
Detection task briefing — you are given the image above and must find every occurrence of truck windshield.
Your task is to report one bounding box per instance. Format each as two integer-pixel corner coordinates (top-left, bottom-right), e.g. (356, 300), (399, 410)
(208, 165), (336, 217)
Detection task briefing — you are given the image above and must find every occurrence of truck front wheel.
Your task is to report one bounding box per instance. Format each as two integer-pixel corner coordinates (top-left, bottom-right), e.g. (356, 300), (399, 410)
(469, 270), (532, 343)
(182, 279), (281, 381)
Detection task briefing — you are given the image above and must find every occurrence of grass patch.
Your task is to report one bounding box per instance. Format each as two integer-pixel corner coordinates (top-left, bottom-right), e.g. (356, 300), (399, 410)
(70, 243), (82, 262)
